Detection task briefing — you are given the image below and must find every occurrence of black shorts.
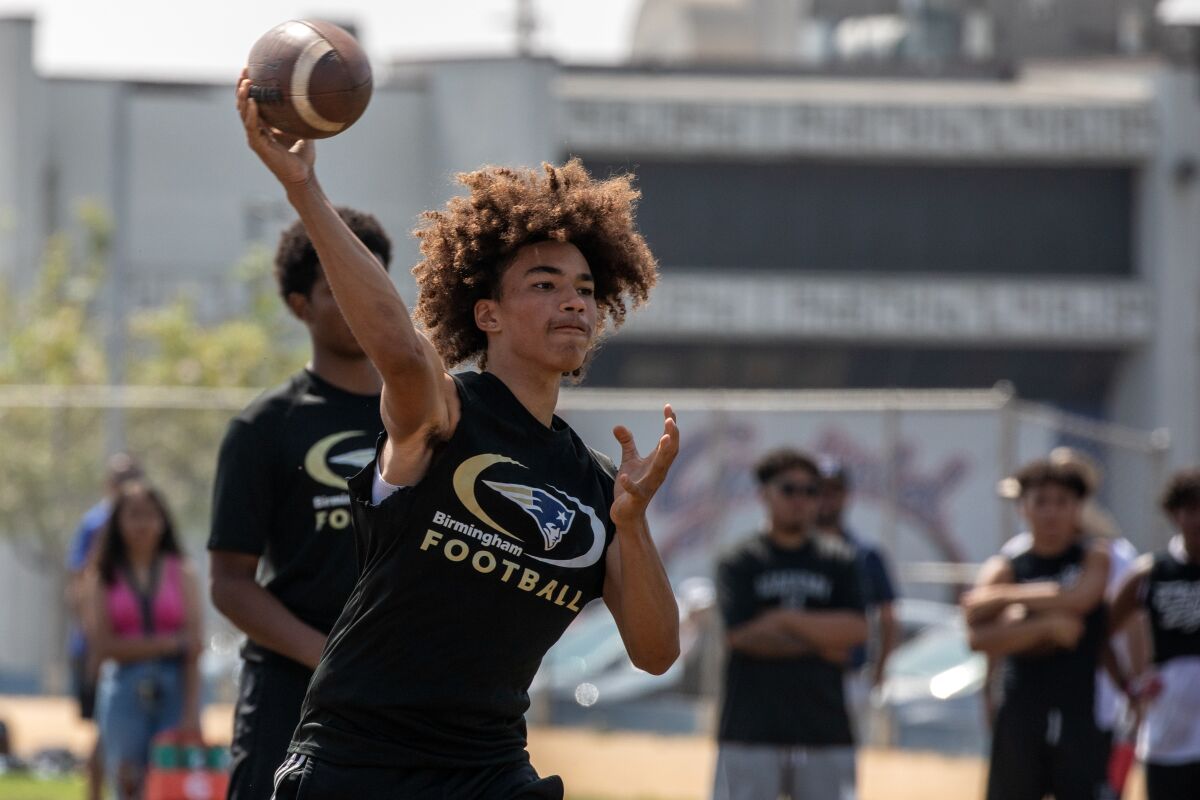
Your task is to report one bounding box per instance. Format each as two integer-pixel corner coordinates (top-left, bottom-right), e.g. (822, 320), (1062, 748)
(986, 701), (1104, 800)
(227, 655), (313, 800)
(70, 654), (97, 721)
(270, 753), (563, 800)
(1145, 760), (1200, 800)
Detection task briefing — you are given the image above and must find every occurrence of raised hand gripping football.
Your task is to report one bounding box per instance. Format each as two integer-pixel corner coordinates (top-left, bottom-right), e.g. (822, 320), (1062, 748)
(236, 71), (315, 188)
(610, 405), (679, 528)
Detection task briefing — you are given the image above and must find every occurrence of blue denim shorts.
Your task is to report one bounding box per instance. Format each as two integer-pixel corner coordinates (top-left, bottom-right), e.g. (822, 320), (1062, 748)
(95, 658), (184, 795)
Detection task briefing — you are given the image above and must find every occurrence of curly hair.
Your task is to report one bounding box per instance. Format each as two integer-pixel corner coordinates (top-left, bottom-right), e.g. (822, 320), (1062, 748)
(275, 207), (393, 298)
(1161, 468), (1200, 513)
(1012, 458), (1092, 501)
(412, 159), (658, 369)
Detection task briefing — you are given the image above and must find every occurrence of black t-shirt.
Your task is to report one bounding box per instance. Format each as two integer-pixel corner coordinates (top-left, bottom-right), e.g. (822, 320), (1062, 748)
(207, 370), (383, 663)
(716, 532), (866, 747)
(290, 371), (617, 768)
(1144, 543), (1200, 666)
(1001, 539), (1106, 711)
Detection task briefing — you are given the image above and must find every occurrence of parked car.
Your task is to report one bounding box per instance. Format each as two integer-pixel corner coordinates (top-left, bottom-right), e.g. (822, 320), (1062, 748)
(529, 577), (718, 731)
(872, 615), (988, 754)
(532, 586), (985, 746)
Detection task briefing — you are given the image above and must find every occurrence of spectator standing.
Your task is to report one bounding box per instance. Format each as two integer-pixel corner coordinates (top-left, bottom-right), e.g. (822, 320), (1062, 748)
(713, 448), (867, 800)
(66, 453), (143, 800)
(85, 481), (203, 800)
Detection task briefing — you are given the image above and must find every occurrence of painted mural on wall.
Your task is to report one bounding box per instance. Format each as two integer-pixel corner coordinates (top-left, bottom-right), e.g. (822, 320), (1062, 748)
(560, 402), (1002, 596)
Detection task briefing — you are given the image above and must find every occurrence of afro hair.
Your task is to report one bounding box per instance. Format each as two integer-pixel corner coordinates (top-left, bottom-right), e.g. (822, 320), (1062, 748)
(411, 159), (658, 369)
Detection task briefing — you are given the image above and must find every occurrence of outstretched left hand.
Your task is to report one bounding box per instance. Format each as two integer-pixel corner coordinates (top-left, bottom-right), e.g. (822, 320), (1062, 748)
(610, 405), (679, 529)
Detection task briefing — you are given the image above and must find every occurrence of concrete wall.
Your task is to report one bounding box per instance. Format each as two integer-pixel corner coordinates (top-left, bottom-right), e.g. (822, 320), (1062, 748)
(0, 18), (47, 292)
(0, 16), (557, 312)
(113, 79), (432, 311)
(1112, 69), (1200, 469)
(0, 540), (60, 693)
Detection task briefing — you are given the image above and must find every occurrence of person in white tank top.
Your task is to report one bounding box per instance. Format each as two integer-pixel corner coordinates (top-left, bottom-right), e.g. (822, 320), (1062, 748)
(1109, 469), (1200, 800)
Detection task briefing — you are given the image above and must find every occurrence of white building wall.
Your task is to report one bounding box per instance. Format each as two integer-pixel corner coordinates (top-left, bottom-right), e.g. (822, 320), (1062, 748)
(0, 18), (47, 291)
(422, 57), (558, 196)
(0, 540), (60, 693)
(45, 80), (124, 238)
(113, 80), (433, 310)
(2, 13), (1195, 458)
(1112, 69), (1200, 470)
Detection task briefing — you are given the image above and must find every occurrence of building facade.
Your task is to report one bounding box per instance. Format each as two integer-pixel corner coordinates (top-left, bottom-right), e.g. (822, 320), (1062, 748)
(3, 14), (1194, 460)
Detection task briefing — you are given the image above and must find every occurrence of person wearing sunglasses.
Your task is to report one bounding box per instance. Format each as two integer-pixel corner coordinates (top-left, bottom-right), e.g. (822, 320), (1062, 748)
(713, 449), (868, 800)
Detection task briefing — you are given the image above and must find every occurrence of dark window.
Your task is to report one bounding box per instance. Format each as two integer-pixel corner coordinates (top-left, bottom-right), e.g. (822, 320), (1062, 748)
(585, 341), (1120, 416)
(581, 158), (1133, 276)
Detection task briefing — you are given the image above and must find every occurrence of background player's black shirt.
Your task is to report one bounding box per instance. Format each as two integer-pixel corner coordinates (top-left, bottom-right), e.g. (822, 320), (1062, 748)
(208, 370), (383, 661)
(1002, 540), (1106, 710)
(1145, 545), (1200, 666)
(716, 532), (866, 746)
(291, 371), (617, 768)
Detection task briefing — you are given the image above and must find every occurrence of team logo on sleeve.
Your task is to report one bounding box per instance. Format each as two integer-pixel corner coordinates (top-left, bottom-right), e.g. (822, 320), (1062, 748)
(451, 453), (606, 569)
(304, 431), (374, 489)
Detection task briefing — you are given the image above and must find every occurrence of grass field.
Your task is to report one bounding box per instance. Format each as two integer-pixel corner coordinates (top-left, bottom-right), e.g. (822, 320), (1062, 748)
(0, 775), (84, 800)
(0, 775), (633, 800)
(0, 696), (1148, 799)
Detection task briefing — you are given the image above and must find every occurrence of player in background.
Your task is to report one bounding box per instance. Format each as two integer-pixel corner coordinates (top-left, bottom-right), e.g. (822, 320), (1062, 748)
(816, 457), (899, 742)
(713, 449), (867, 800)
(997, 447), (1145, 797)
(965, 457), (1110, 800)
(1108, 469), (1200, 800)
(237, 74), (679, 800)
(208, 209), (392, 800)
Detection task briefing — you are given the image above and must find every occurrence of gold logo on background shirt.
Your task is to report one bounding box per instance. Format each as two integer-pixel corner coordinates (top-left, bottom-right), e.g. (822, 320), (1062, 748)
(304, 431), (372, 489)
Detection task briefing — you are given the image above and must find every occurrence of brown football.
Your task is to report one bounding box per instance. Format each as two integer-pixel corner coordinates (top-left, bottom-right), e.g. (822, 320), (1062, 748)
(246, 20), (372, 140)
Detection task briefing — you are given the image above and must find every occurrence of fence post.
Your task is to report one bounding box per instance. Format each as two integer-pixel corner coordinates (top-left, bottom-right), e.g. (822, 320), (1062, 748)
(883, 397), (901, 561)
(996, 382), (1018, 550)
(1151, 428), (1173, 548)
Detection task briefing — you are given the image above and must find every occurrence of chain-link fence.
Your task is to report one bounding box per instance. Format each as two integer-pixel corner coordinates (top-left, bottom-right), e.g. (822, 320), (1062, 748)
(0, 383), (1172, 724)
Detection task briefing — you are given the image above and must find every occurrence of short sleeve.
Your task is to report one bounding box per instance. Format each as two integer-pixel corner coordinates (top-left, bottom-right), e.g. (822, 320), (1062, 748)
(862, 548), (899, 604)
(716, 554), (759, 629)
(66, 514), (101, 572)
(1106, 538), (1139, 597)
(832, 554), (867, 613)
(346, 432), (418, 572)
(207, 418), (276, 555)
(346, 432), (409, 512)
(587, 447), (618, 481)
(1139, 554), (1163, 607)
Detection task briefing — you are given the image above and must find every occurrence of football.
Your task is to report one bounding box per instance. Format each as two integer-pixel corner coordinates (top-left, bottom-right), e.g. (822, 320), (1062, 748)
(246, 20), (372, 140)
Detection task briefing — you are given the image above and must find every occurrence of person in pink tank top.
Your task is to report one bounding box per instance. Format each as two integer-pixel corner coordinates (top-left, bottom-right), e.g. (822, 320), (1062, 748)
(84, 480), (204, 800)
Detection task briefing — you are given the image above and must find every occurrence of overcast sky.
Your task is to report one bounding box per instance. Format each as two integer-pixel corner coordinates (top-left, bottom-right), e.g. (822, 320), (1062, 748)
(0, 0), (644, 80)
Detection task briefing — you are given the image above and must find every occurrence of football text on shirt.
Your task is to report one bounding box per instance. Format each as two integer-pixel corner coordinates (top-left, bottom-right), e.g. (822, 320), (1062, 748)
(418, 529), (584, 612)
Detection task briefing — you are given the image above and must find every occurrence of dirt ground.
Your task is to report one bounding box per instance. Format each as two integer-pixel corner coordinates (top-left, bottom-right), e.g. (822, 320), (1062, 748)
(0, 696), (1146, 800)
